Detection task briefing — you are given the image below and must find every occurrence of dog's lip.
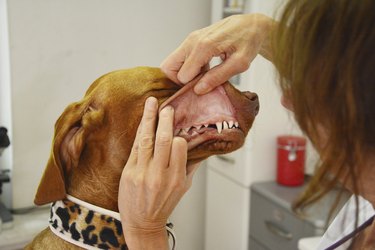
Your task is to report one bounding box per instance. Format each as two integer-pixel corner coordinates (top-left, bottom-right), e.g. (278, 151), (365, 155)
(178, 128), (244, 151)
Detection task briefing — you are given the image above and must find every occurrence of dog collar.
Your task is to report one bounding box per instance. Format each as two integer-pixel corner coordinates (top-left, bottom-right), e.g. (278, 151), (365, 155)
(49, 195), (176, 250)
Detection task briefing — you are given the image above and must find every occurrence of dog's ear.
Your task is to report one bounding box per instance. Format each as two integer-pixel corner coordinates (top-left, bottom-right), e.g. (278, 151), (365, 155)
(34, 101), (104, 205)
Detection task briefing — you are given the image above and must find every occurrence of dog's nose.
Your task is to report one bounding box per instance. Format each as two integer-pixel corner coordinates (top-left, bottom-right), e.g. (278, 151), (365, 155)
(244, 91), (259, 116)
(244, 91), (258, 102)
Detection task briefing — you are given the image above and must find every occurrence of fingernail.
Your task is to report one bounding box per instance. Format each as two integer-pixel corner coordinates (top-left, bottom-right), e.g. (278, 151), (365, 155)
(146, 97), (157, 110)
(194, 82), (210, 95)
(162, 105), (174, 113)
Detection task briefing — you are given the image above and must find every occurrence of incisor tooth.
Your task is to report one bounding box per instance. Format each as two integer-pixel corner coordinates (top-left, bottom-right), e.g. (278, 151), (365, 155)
(223, 121), (228, 130)
(229, 121), (234, 128)
(216, 122), (222, 134)
(234, 122), (239, 128)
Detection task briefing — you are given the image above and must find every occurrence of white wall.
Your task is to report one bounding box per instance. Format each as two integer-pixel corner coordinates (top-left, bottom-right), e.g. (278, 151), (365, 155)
(2, 1), (210, 249)
(0, 0), (13, 208)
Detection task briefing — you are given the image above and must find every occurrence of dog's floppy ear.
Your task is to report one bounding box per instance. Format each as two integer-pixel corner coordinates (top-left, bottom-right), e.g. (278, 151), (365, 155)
(34, 101), (104, 205)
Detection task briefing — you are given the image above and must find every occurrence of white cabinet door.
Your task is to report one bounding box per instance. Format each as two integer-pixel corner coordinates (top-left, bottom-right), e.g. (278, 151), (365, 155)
(205, 168), (250, 250)
(207, 143), (253, 187)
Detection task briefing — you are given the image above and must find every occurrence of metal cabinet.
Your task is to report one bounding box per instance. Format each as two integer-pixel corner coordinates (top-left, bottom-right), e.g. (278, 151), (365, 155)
(249, 182), (348, 250)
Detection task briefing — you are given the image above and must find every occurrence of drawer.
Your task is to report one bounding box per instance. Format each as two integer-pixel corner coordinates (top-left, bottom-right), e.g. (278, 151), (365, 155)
(250, 191), (316, 250)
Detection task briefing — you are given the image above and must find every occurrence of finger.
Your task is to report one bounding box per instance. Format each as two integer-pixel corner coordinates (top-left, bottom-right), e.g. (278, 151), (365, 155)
(137, 97), (158, 166)
(160, 47), (186, 84)
(153, 106), (174, 168)
(127, 119), (143, 166)
(194, 53), (251, 95)
(177, 46), (214, 84)
(169, 137), (188, 177)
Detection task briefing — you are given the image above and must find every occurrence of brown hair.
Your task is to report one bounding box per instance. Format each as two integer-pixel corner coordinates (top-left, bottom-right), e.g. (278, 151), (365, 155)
(272, 0), (375, 216)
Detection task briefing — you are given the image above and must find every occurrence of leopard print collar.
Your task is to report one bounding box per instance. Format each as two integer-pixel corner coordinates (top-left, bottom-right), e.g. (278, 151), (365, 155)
(49, 195), (176, 250)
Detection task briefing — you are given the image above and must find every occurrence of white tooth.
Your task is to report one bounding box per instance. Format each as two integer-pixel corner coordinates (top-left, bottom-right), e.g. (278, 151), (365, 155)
(192, 131), (199, 136)
(204, 124), (209, 128)
(223, 121), (228, 130)
(216, 122), (222, 134)
(234, 122), (239, 128)
(184, 127), (190, 133)
(195, 125), (202, 130)
(229, 121), (234, 128)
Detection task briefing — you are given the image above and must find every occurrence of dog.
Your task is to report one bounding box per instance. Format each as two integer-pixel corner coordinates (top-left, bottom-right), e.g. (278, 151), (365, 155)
(26, 66), (259, 249)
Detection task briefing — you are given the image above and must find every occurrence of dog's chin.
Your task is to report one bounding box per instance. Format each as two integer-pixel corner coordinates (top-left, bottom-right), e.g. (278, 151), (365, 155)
(185, 128), (245, 163)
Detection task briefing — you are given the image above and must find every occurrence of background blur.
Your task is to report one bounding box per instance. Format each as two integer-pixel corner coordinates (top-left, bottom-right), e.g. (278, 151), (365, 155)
(0, 0), (324, 249)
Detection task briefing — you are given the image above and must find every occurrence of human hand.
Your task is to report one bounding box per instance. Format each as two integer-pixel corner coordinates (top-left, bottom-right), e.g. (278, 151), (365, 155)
(118, 97), (199, 248)
(161, 13), (274, 95)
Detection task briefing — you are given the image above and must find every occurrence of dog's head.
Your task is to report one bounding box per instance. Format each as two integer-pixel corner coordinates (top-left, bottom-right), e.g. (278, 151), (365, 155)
(34, 67), (259, 206)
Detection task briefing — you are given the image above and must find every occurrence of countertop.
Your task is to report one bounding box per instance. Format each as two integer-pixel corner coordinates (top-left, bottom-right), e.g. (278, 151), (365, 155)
(0, 207), (49, 250)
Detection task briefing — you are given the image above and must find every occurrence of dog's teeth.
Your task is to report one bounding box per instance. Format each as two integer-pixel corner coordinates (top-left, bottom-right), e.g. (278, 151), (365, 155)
(229, 120), (234, 128)
(195, 125), (202, 130)
(204, 124), (209, 128)
(223, 121), (229, 130)
(234, 121), (239, 128)
(184, 127), (190, 133)
(192, 131), (199, 136)
(216, 122), (222, 134)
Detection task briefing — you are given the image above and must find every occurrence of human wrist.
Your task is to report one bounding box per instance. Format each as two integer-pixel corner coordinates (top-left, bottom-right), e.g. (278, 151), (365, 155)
(124, 227), (169, 250)
(247, 13), (277, 61)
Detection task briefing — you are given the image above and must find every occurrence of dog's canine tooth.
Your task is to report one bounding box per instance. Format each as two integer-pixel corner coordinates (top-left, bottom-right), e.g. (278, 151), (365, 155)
(223, 121), (229, 130)
(195, 125), (202, 130)
(235, 121), (239, 128)
(229, 120), (234, 128)
(216, 122), (222, 134)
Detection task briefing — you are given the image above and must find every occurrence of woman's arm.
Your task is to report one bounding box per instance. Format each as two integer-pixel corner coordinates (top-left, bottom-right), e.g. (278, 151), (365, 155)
(161, 13), (277, 95)
(118, 97), (199, 250)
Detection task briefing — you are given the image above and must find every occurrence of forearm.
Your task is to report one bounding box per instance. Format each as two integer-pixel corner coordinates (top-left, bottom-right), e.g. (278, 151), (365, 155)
(124, 228), (169, 250)
(250, 13), (278, 62)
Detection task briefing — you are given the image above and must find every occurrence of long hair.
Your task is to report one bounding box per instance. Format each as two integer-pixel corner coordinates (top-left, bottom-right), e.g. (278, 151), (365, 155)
(272, 0), (375, 217)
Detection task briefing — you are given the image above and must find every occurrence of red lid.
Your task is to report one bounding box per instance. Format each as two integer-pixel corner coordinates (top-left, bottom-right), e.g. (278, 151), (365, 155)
(277, 135), (306, 146)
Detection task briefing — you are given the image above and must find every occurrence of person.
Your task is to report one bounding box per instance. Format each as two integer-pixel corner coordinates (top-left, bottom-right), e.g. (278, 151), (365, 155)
(118, 0), (375, 249)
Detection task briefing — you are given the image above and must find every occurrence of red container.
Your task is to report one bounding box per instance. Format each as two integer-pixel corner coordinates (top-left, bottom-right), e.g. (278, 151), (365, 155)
(277, 135), (306, 186)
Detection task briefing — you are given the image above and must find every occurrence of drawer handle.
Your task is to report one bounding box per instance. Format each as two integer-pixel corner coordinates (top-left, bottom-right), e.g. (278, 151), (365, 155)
(216, 155), (235, 164)
(264, 220), (293, 240)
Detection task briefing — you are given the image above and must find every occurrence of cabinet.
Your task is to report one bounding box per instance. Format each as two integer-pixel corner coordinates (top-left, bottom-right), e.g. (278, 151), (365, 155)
(205, 0), (302, 250)
(249, 181), (348, 250)
(205, 0), (308, 249)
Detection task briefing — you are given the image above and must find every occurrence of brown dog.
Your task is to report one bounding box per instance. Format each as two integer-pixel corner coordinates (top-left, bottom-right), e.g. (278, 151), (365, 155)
(26, 67), (259, 249)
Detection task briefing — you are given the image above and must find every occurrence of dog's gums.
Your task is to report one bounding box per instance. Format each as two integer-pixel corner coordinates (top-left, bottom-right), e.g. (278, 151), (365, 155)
(161, 76), (259, 154)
